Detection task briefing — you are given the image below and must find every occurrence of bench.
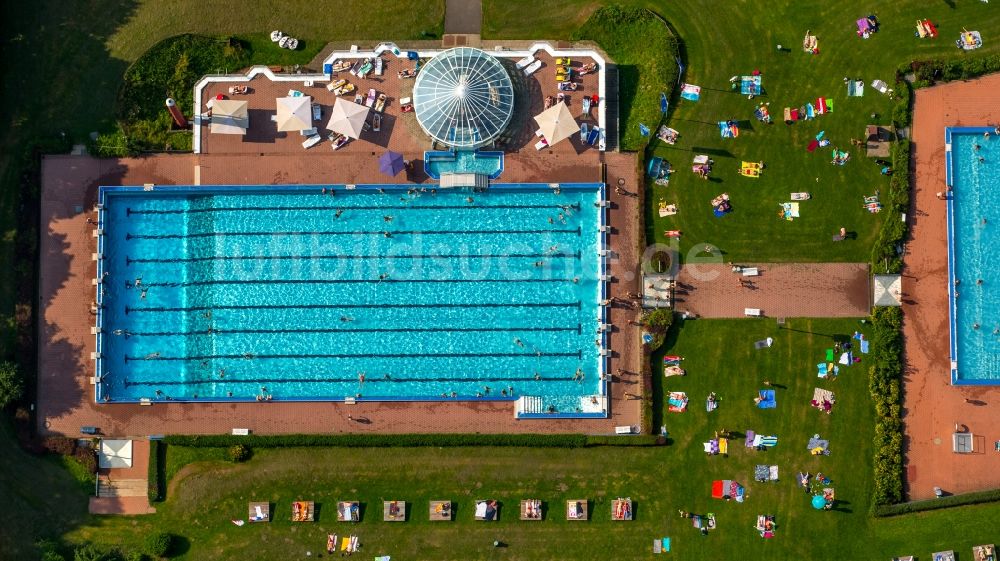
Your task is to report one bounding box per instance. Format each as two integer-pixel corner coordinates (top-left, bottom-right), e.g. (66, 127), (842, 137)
(745, 308), (763, 317)
(615, 425), (634, 435)
(742, 267), (759, 277)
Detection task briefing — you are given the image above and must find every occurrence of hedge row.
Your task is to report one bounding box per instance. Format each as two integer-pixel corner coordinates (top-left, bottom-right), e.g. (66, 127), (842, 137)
(148, 440), (165, 502)
(874, 487), (1000, 517)
(868, 307), (905, 509)
(903, 54), (1000, 90)
(163, 433), (662, 448)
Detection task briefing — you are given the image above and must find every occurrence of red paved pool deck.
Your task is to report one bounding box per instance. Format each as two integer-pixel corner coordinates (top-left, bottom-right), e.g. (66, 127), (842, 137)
(38, 147), (642, 437)
(902, 73), (1000, 500)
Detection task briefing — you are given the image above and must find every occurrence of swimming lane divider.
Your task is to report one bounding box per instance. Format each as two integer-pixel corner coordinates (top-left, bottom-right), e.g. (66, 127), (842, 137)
(126, 302), (582, 313)
(125, 227), (581, 240)
(126, 203), (581, 215)
(125, 325), (582, 336)
(140, 278), (576, 287)
(126, 251), (582, 264)
(124, 372), (588, 387)
(125, 351), (583, 362)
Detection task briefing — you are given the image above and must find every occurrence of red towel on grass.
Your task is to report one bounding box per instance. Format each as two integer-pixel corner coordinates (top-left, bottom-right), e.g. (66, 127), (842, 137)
(807, 140), (819, 152)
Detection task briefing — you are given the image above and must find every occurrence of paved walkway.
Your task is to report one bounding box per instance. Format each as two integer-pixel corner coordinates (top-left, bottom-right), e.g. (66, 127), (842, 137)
(444, 0), (482, 34)
(88, 439), (155, 514)
(673, 263), (871, 318)
(902, 74), (1000, 500)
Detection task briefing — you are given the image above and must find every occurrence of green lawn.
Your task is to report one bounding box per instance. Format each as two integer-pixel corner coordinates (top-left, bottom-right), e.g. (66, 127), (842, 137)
(0, 317), (985, 560)
(486, 0), (1000, 263)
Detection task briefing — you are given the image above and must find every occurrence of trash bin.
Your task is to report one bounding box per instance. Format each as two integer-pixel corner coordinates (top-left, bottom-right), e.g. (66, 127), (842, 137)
(934, 486), (943, 498)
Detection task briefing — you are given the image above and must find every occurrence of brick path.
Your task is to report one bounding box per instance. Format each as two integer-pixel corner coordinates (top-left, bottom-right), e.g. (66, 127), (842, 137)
(673, 263), (871, 318)
(901, 74), (1000, 499)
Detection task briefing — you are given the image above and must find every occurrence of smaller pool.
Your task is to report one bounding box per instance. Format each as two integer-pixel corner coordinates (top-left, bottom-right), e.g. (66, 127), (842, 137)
(425, 150), (504, 179)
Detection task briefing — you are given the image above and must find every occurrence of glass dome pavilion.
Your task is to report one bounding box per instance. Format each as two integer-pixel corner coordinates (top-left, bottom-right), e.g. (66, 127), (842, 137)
(412, 47), (515, 149)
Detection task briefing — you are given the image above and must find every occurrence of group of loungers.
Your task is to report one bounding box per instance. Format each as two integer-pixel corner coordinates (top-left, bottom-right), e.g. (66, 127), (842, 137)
(240, 499), (611, 523)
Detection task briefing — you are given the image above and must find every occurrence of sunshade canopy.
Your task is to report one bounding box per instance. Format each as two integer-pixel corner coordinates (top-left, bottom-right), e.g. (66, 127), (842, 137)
(379, 151), (406, 176)
(872, 274), (902, 306)
(533, 102), (578, 147)
(210, 99), (249, 134)
(276, 96), (313, 132)
(327, 98), (370, 139)
(98, 439), (133, 469)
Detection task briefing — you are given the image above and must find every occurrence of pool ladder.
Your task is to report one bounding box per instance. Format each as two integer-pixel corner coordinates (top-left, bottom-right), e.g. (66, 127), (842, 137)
(515, 396), (545, 416)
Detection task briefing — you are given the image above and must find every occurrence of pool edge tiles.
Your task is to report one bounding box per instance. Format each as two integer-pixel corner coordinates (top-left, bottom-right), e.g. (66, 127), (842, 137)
(945, 127), (999, 386)
(93, 183), (609, 418)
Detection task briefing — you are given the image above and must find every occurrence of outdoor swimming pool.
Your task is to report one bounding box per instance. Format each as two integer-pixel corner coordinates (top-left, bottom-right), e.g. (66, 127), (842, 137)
(424, 150), (504, 179)
(947, 129), (1000, 384)
(94, 184), (606, 415)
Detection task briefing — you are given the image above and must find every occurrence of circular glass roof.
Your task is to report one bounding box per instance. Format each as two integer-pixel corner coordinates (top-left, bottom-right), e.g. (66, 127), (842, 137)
(413, 47), (515, 149)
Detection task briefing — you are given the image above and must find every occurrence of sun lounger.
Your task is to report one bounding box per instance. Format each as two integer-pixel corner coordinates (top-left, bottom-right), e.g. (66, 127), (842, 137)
(520, 499), (543, 520)
(474, 500), (498, 521)
(249, 502), (269, 522)
(515, 54), (535, 70)
(523, 60), (542, 76)
(611, 498), (632, 521)
(301, 135), (322, 149)
(292, 501), (315, 522)
(337, 501), (359, 522)
(383, 500), (405, 521)
(587, 127), (601, 146)
(429, 500), (452, 521)
(566, 500), (587, 520)
(534, 138), (549, 151)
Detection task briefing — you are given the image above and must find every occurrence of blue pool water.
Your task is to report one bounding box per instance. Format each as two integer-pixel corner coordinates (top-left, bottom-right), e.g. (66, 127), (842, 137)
(948, 130), (1000, 383)
(425, 150), (504, 179)
(95, 184), (605, 413)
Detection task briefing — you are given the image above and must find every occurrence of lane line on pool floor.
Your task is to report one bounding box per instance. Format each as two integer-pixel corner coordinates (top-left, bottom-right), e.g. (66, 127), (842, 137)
(119, 325), (583, 337)
(126, 251), (582, 264)
(125, 302), (583, 313)
(125, 351), (584, 362)
(125, 227), (582, 240)
(126, 203), (583, 215)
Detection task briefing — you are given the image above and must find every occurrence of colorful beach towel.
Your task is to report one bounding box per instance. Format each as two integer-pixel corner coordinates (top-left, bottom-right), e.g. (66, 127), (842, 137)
(741, 75), (762, 96)
(780, 202), (800, 221)
(680, 83), (701, 101)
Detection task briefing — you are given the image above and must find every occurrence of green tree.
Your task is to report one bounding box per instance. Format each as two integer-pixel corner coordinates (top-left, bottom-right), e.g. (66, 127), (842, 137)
(0, 360), (23, 410)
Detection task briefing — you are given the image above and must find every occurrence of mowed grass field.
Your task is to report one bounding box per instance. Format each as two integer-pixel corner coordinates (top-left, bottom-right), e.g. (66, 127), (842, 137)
(487, 0), (1000, 263)
(0, 318), (986, 560)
